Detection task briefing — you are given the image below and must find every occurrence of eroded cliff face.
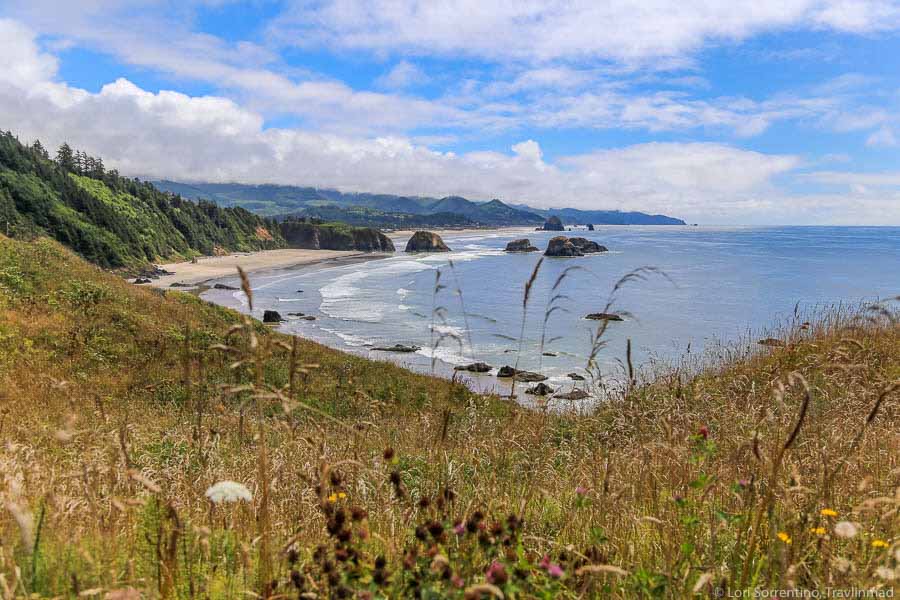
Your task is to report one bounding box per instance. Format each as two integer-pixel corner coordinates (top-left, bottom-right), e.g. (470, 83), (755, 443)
(279, 222), (395, 252)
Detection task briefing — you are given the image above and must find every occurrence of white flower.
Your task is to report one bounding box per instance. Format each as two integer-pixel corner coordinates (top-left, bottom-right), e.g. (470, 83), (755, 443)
(833, 557), (851, 574)
(205, 480), (252, 504)
(833, 521), (859, 539)
(875, 566), (896, 581)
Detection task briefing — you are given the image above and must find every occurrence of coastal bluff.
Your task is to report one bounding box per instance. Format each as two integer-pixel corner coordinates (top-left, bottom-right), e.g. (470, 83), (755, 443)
(280, 221), (395, 252)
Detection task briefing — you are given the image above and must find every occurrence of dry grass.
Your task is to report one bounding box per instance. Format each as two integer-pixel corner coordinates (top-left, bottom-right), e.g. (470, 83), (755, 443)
(0, 236), (898, 598)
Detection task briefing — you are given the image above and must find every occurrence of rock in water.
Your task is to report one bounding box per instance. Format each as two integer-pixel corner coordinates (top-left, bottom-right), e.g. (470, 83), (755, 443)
(544, 236), (583, 257)
(542, 215), (565, 231)
(569, 237), (608, 253)
(263, 310), (284, 323)
(496, 366), (547, 382)
(373, 344), (421, 353)
(555, 389), (590, 400)
(587, 224), (595, 231)
(585, 313), (623, 321)
(405, 231), (451, 252)
(504, 238), (539, 252)
(567, 372), (586, 381)
(213, 283), (238, 290)
(454, 362), (493, 373)
(526, 382), (554, 396)
(133, 278), (152, 284)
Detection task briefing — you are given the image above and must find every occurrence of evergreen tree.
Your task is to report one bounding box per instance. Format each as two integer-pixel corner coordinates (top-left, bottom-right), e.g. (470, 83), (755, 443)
(56, 143), (75, 172)
(31, 140), (49, 160)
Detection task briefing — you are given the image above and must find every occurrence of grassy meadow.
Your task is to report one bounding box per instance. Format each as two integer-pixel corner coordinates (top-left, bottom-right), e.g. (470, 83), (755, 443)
(0, 235), (898, 598)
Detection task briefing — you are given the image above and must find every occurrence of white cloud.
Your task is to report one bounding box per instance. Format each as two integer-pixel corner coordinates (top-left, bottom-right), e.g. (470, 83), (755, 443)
(270, 1), (900, 63)
(375, 61), (429, 89)
(804, 170), (900, 186)
(866, 126), (898, 146)
(2, 17), (899, 225)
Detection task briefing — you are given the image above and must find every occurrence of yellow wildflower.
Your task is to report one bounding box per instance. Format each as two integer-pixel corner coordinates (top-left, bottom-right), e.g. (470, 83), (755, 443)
(810, 527), (826, 536)
(777, 532), (792, 545)
(872, 539), (889, 549)
(338, 492), (347, 499)
(820, 508), (838, 517)
(327, 493), (338, 503)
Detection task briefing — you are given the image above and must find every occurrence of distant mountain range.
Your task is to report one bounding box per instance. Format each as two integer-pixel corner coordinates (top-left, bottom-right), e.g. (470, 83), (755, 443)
(153, 181), (686, 227)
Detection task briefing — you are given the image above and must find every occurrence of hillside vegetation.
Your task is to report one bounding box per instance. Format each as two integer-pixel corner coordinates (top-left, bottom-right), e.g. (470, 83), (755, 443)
(1, 235), (898, 598)
(0, 132), (287, 269)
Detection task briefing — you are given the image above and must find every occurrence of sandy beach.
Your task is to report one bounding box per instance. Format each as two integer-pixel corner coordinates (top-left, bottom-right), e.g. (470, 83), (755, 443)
(147, 227), (538, 288)
(148, 249), (375, 287)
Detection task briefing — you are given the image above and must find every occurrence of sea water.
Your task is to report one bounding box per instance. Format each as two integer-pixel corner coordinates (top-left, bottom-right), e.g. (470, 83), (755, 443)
(201, 226), (900, 398)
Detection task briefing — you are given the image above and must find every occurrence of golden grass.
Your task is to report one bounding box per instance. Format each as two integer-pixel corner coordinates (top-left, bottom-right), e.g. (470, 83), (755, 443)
(0, 236), (898, 598)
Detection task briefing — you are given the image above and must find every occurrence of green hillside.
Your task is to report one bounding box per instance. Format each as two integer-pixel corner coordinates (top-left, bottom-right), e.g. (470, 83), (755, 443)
(0, 131), (286, 269)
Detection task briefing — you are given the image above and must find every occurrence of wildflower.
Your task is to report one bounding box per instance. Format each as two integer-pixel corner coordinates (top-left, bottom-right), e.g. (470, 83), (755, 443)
(875, 567), (896, 581)
(451, 574), (465, 588)
(872, 539), (889, 549)
(539, 555), (565, 578)
(205, 480), (252, 504)
(777, 532), (792, 545)
(820, 508), (838, 517)
(833, 521), (858, 539)
(834, 557), (850, 573)
(327, 492), (347, 503)
(575, 485), (588, 496)
(698, 426), (709, 439)
(738, 479), (750, 489)
(486, 560), (508, 585)
(810, 527), (826, 536)
(453, 522), (466, 536)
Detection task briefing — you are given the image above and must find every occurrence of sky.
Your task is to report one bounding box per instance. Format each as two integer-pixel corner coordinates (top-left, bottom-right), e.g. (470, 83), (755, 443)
(1, 1), (900, 224)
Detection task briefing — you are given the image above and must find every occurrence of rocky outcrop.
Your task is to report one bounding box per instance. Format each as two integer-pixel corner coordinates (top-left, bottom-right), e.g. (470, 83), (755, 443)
(280, 221), (396, 252)
(263, 310), (284, 323)
(567, 372), (586, 381)
(133, 278), (151, 284)
(544, 236), (583, 257)
(526, 382), (554, 396)
(372, 343), (421, 353)
(569, 238), (608, 253)
(213, 283), (239, 290)
(405, 231), (450, 252)
(496, 366), (548, 382)
(504, 238), (539, 252)
(542, 215), (565, 231)
(454, 362), (493, 373)
(585, 313), (623, 321)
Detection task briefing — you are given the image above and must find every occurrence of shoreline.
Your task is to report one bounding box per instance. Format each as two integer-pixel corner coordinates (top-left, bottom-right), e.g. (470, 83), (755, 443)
(148, 226), (536, 288)
(148, 248), (377, 288)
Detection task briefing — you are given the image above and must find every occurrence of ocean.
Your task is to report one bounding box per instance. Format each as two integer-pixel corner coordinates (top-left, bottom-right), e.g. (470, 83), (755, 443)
(201, 226), (900, 401)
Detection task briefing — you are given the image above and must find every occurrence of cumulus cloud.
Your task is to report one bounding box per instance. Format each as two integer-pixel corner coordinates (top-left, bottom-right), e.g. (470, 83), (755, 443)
(1, 17), (898, 225)
(270, 1), (900, 63)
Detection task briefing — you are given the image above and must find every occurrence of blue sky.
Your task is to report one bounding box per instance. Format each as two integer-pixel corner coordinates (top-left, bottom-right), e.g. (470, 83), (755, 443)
(1, 1), (900, 224)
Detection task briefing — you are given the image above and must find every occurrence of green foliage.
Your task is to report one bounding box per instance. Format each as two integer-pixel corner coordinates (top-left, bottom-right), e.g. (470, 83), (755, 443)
(0, 131), (287, 268)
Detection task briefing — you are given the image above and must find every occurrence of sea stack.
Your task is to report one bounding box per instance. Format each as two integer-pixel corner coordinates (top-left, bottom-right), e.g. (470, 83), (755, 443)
(505, 238), (539, 252)
(405, 231), (451, 252)
(542, 215), (565, 231)
(568, 237), (607, 253)
(544, 236), (583, 257)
